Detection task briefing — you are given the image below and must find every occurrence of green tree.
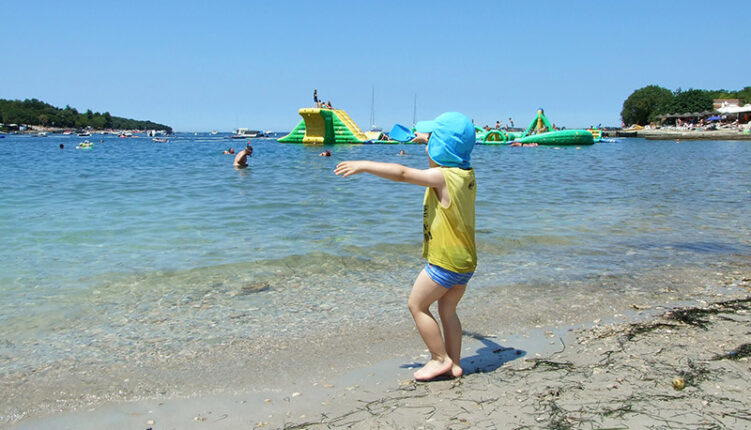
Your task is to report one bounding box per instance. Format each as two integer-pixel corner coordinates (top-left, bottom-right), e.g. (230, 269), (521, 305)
(621, 85), (674, 126)
(0, 97), (170, 131)
(663, 89), (713, 114)
(90, 114), (106, 129)
(103, 112), (113, 128)
(736, 86), (751, 104)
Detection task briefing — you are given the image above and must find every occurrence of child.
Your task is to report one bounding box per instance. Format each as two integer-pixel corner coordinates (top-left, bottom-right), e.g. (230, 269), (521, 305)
(334, 112), (477, 381)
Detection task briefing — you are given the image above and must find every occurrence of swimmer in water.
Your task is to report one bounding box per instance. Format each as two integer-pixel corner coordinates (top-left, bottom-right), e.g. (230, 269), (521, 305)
(233, 144), (253, 168)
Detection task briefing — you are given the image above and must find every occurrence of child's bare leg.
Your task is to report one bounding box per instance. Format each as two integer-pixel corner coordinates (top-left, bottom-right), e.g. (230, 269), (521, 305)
(407, 269), (452, 381)
(438, 284), (466, 378)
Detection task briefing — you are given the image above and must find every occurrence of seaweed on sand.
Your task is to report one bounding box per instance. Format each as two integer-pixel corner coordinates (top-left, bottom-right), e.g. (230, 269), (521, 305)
(623, 321), (678, 340)
(546, 400), (577, 430)
(623, 298), (751, 339)
(711, 343), (751, 361)
(516, 358), (575, 372)
(667, 298), (751, 329)
(677, 359), (711, 387)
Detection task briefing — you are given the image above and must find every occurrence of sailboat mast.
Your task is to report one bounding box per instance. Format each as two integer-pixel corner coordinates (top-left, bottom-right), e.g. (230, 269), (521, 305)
(412, 94), (417, 127)
(370, 86), (375, 129)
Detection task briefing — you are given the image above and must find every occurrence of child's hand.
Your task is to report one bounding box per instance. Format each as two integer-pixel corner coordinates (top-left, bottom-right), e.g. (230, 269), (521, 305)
(334, 161), (364, 177)
(411, 132), (430, 144)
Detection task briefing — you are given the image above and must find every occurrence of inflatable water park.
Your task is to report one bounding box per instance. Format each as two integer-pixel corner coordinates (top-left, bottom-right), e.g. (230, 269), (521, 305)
(279, 107), (598, 146)
(477, 109), (595, 146)
(278, 108), (386, 144)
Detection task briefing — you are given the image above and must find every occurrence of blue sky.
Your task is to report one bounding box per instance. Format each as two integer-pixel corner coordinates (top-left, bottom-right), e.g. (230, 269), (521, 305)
(2, 0), (749, 132)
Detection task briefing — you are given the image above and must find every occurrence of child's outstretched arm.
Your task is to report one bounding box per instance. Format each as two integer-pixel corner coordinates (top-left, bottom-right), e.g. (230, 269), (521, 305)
(334, 161), (445, 188)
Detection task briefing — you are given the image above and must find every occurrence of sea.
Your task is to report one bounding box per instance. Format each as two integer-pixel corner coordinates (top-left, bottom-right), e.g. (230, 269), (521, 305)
(1, 133), (750, 423)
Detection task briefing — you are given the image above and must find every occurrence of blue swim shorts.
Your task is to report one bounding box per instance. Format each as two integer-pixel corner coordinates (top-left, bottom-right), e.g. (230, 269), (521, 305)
(425, 263), (474, 289)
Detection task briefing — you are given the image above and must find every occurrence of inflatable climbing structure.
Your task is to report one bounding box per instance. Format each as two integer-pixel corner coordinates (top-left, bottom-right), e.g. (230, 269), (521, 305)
(278, 108), (383, 144)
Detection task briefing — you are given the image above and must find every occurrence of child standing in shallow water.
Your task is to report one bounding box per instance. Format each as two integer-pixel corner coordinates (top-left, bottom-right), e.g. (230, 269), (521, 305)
(334, 112), (477, 381)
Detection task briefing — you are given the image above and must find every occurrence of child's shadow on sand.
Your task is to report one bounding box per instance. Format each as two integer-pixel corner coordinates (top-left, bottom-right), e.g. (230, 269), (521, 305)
(400, 331), (527, 376)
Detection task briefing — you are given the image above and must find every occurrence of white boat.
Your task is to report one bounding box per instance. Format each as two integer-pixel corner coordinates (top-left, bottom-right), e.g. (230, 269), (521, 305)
(230, 128), (263, 139)
(211, 130), (219, 135)
(78, 131), (91, 137)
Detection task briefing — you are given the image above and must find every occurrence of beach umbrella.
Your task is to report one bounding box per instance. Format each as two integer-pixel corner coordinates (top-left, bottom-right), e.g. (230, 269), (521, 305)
(707, 116), (722, 121)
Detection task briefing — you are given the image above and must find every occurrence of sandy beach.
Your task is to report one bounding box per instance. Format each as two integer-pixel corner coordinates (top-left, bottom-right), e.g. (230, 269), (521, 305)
(9, 268), (750, 430)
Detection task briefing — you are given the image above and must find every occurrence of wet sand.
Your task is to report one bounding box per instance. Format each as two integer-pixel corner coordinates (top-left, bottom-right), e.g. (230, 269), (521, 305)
(7, 267), (750, 429)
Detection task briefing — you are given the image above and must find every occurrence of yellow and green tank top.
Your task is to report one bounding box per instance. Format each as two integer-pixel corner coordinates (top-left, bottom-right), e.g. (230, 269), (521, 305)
(422, 167), (477, 273)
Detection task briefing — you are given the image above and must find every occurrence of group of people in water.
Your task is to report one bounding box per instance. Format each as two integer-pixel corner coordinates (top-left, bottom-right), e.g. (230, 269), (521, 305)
(224, 141), (408, 167)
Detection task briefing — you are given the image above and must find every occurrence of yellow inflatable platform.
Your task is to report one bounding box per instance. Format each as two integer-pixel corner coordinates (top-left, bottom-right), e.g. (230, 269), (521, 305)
(278, 108), (370, 144)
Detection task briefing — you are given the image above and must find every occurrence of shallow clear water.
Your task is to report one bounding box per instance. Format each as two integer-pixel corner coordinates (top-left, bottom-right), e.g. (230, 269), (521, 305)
(1, 133), (750, 417)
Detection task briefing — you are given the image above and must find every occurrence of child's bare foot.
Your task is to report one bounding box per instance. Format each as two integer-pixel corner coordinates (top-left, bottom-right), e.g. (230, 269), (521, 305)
(414, 358), (453, 381)
(447, 363), (463, 378)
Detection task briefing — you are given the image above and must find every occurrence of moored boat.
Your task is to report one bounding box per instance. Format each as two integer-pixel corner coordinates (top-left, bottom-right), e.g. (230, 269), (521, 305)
(230, 128), (263, 139)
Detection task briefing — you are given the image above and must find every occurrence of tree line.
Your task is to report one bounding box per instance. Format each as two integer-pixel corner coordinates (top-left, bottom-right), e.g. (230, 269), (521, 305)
(620, 86), (751, 126)
(0, 98), (172, 132)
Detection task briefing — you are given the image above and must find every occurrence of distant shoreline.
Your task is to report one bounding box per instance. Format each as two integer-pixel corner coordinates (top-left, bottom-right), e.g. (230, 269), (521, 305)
(607, 128), (751, 140)
(10, 127), (751, 141)
(2, 126), (167, 135)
